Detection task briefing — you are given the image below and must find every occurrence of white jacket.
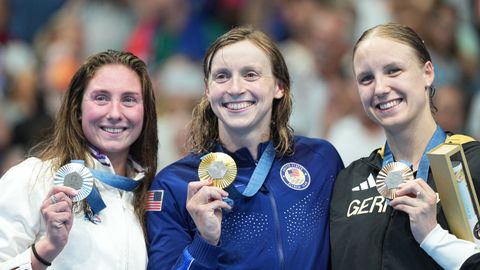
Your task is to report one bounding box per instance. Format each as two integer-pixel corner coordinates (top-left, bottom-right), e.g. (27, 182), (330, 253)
(0, 156), (147, 270)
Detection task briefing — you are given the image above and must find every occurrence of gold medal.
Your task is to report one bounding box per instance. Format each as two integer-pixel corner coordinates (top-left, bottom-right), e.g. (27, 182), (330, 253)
(376, 162), (414, 199)
(198, 152), (237, 189)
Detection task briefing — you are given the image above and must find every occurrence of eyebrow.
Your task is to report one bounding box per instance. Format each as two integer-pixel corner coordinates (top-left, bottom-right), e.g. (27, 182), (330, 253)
(211, 67), (229, 74)
(88, 89), (142, 96)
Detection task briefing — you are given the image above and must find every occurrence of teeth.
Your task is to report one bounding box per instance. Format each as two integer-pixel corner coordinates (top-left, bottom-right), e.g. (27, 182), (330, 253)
(378, 100), (400, 110)
(225, 102), (253, 110)
(103, 127), (123, 134)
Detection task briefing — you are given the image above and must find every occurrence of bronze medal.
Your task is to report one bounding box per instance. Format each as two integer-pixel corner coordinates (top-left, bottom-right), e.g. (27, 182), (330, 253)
(198, 152), (237, 189)
(376, 162), (414, 199)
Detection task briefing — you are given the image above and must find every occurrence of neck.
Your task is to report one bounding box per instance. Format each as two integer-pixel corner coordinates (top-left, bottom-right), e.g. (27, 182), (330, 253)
(219, 129), (270, 160)
(385, 118), (437, 170)
(106, 154), (128, 176)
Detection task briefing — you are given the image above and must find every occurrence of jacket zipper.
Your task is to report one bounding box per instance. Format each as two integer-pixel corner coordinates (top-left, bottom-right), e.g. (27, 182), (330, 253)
(266, 183), (285, 270)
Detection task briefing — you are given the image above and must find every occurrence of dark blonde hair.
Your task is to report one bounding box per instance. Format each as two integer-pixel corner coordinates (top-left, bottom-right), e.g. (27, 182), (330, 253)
(353, 22), (437, 113)
(33, 50), (158, 232)
(189, 26), (294, 155)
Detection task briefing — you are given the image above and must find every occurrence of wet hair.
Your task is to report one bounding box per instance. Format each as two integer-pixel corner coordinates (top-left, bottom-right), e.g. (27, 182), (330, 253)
(353, 22), (437, 113)
(33, 50), (158, 232)
(188, 26), (294, 155)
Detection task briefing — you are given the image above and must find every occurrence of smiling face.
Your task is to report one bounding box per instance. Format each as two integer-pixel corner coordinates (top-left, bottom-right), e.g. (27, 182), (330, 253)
(81, 64), (144, 160)
(353, 36), (434, 132)
(206, 40), (284, 141)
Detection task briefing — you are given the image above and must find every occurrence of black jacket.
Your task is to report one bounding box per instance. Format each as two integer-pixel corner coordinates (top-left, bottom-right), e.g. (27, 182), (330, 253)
(330, 139), (480, 270)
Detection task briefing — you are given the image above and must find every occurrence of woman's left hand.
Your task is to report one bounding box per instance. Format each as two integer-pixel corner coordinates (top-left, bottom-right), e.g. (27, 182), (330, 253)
(390, 179), (438, 243)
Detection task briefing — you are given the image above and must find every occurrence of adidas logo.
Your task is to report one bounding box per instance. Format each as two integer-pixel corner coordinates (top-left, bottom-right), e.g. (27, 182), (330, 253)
(352, 173), (376, 191)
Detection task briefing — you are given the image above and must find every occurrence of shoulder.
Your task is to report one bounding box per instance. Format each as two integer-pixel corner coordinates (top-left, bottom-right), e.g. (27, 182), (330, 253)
(447, 134), (480, 163)
(152, 153), (201, 189)
(1, 157), (53, 180)
(446, 134), (476, 145)
(0, 157), (53, 204)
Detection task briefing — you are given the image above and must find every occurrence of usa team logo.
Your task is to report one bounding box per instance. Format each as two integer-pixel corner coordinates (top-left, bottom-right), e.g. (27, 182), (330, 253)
(280, 163), (311, 190)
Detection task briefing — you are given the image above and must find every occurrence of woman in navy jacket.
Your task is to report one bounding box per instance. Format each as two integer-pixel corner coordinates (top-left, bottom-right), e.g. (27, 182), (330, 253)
(147, 26), (343, 270)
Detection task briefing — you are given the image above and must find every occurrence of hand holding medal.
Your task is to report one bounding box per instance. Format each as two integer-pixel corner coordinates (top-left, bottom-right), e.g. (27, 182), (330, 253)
(378, 162), (440, 243)
(36, 161), (93, 259)
(185, 152), (237, 245)
(38, 176), (80, 262)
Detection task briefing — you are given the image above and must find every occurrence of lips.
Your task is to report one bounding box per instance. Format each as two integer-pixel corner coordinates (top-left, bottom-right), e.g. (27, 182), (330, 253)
(101, 127), (126, 134)
(377, 98), (402, 110)
(223, 101), (255, 110)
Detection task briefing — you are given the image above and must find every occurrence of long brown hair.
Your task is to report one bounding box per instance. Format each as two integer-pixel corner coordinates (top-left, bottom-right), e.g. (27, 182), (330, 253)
(189, 26), (294, 156)
(33, 50), (158, 232)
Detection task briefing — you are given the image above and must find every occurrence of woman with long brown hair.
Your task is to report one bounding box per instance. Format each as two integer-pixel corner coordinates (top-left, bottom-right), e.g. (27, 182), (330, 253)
(0, 50), (157, 269)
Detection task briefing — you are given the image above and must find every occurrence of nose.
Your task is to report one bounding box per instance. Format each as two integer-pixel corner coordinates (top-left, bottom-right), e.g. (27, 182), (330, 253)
(107, 101), (123, 122)
(226, 74), (245, 96)
(373, 76), (390, 96)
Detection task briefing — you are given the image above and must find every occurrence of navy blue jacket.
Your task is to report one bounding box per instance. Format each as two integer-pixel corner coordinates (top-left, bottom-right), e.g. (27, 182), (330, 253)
(147, 136), (344, 269)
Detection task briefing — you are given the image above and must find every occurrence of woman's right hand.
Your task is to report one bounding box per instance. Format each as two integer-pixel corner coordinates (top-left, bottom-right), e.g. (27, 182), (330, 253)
(186, 180), (231, 245)
(33, 186), (77, 265)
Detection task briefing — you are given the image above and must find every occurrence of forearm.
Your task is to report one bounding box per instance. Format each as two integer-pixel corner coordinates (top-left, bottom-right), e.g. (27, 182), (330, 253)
(421, 224), (479, 270)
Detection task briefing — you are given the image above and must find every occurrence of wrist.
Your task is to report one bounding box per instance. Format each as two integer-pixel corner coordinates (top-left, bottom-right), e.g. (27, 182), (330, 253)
(32, 239), (62, 265)
(32, 243), (52, 267)
(200, 232), (219, 246)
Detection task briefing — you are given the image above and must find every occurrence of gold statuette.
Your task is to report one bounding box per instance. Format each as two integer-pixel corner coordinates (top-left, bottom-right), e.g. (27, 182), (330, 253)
(198, 152), (237, 189)
(376, 162), (414, 199)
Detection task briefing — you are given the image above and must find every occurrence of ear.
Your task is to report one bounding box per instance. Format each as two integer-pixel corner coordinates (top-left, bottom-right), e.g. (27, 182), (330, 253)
(423, 61), (435, 87)
(274, 82), (285, 99)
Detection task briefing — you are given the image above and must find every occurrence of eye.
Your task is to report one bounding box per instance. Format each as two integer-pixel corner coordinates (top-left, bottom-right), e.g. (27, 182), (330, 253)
(358, 74), (374, 86)
(386, 67), (401, 76)
(93, 94), (109, 105)
(122, 95), (141, 107)
(213, 72), (230, 83)
(244, 71), (260, 81)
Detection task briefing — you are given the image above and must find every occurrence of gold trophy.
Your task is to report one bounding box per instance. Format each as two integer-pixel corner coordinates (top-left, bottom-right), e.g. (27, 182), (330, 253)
(428, 143), (480, 244)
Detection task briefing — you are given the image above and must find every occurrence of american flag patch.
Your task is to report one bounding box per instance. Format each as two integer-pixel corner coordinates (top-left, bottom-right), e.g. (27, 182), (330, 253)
(146, 190), (164, 211)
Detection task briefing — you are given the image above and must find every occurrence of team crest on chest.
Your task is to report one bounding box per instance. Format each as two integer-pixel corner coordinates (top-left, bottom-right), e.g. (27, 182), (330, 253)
(280, 162), (311, 190)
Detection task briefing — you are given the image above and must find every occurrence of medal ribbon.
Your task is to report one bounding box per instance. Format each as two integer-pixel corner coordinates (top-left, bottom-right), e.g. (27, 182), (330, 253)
(382, 125), (446, 181)
(239, 141), (275, 197)
(70, 160), (142, 214)
(216, 141), (275, 198)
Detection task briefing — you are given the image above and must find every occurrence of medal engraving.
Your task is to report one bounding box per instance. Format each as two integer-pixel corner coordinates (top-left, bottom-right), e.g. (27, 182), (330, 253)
(376, 162), (414, 199)
(207, 161), (228, 179)
(385, 171), (405, 189)
(64, 172), (84, 190)
(198, 152), (237, 189)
